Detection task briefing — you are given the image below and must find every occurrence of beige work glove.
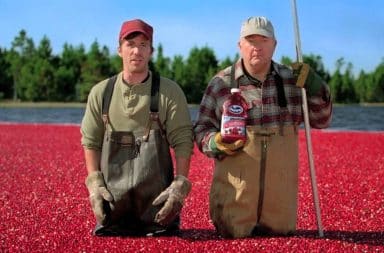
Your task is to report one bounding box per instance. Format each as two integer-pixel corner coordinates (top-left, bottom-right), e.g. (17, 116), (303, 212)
(209, 132), (245, 156)
(152, 175), (192, 226)
(85, 171), (114, 225)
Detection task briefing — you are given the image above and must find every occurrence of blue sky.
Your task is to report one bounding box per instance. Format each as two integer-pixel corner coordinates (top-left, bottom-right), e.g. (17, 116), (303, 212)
(1, 0), (383, 75)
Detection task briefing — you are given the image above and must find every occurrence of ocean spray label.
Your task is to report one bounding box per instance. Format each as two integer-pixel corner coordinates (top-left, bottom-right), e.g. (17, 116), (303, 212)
(228, 105), (244, 114)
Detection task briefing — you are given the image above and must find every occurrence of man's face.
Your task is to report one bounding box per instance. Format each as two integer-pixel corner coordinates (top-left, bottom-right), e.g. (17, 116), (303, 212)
(239, 34), (276, 70)
(118, 33), (152, 74)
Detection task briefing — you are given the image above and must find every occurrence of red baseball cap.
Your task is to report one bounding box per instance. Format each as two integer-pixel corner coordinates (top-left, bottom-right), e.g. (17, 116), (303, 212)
(119, 19), (153, 42)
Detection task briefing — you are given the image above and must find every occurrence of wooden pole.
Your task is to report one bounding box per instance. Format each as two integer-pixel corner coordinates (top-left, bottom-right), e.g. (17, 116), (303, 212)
(291, 0), (324, 237)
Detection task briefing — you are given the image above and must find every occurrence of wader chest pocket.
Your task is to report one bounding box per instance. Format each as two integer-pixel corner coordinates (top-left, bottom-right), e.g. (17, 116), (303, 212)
(108, 131), (139, 160)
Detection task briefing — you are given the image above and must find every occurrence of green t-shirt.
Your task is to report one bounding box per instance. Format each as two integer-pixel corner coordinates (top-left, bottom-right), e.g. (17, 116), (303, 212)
(81, 71), (194, 158)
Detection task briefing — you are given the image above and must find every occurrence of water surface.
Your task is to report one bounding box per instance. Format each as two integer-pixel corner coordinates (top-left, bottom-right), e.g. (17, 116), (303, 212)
(1, 105), (383, 131)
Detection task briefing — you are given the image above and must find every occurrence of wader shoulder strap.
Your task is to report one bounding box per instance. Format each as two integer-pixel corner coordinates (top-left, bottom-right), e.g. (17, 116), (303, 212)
(150, 71), (160, 112)
(101, 72), (162, 124)
(102, 75), (118, 125)
(143, 71), (166, 142)
(275, 74), (287, 108)
(101, 72), (165, 141)
(274, 71), (288, 136)
(230, 63), (237, 88)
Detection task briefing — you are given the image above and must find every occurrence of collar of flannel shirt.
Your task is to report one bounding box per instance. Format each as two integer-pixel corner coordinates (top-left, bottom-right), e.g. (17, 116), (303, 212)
(234, 59), (285, 88)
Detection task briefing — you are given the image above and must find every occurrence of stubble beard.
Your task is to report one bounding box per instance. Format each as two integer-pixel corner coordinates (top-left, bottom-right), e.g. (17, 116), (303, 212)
(127, 61), (148, 74)
(249, 56), (269, 73)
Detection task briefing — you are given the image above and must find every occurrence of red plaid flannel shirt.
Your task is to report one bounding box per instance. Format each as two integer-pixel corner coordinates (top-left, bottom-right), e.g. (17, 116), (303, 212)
(194, 59), (332, 154)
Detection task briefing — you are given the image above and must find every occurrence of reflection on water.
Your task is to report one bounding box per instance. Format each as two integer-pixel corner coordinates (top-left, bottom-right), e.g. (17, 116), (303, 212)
(329, 105), (384, 131)
(0, 107), (85, 125)
(0, 105), (383, 131)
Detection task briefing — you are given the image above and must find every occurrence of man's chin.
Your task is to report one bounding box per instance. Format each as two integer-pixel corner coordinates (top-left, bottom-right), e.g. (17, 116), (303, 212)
(129, 66), (147, 74)
(250, 57), (264, 63)
(250, 60), (265, 67)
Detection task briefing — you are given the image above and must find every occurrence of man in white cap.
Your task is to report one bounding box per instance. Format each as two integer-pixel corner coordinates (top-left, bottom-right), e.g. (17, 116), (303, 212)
(194, 16), (332, 238)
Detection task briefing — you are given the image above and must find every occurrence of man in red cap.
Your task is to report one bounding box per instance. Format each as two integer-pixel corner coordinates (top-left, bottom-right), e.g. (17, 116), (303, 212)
(81, 19), (194, 236)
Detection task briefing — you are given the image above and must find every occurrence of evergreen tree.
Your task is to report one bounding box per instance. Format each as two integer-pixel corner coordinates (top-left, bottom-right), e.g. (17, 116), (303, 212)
(329, 58), (345, 102)
(154, 44), (172, 78)
(280, 54), (331, 83)
(303, 54), (331, 82)
(6, 30), (35, 100)
(55, 43), (86, 101)
(280, 56), (292, 66)
(218, 56), (234, 70)
(0, 48), (12, 99)
(33, 36), (57, 101)
(370, 60), (384, 102)
(110, 54), (122, 74)
(171, 55), (186, 90)
(77, 41), (112, 102)
(339, 62), (357, 103)
(13, 36), (57, 101)
(355, 70), (368, 102)
(2, 29), (383, 103)
(184, 46), (218, 103)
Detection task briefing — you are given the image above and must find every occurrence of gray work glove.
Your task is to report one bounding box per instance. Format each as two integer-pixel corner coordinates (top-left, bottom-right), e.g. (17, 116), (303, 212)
(85, 171), (114, 225)
(291, 62), (324, 96)
(152, 175), (192, 226)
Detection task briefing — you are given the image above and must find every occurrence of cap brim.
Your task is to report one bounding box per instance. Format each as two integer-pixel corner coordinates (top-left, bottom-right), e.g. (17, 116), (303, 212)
(241, 29), (274, 39)
(120, 29), (151, 41)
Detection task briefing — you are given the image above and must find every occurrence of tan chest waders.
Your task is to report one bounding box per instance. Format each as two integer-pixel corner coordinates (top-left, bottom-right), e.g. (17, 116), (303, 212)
(209, 65), (299, 238)
(210, 126), (298, 238)
(94, 73), (177, 236)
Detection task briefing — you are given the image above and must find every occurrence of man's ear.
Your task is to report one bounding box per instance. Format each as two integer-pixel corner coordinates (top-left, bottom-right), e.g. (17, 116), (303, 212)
(117, 46), (122, 57)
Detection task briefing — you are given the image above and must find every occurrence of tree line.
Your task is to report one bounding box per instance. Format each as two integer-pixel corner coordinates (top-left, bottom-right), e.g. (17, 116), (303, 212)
(1, 30), (383, 104)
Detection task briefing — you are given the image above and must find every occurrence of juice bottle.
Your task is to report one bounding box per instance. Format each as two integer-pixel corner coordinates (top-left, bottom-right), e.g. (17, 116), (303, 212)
(221, 88), (248, 143)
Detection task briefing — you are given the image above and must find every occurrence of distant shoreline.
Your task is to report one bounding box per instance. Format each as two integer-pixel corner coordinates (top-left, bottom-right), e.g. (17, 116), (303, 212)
(0, 101), (201, 109)
(0, 101), (86, 108)
(0, 101), (383, 108)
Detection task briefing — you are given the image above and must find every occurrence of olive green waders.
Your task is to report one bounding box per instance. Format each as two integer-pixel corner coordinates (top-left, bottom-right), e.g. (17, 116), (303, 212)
(93, 73), (177, 236)
(210, 125), (298, 238)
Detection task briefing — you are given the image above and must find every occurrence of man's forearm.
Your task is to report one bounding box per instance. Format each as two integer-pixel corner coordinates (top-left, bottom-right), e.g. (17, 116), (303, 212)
(84, 148), (101, 174)
(175, 156), (191, 177)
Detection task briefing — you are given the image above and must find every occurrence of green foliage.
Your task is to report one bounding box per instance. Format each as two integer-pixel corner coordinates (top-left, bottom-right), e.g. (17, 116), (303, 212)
(154, 45), (222, 103)
(218, 55), (236, 70)
(77, 41), (113, 102)
(303, 54), (331, 83)
(329, 70), (342, 102)
(54, 43), (86, 101)
(0, 29), (383, 103)
(0, 48), (12, 99)
(183, 46), (219, 103)
(170, 55), (185, 88)
(110, 54), (122, 73)
(281, 54), (331, 82)
(280, 56), (292, 66)
(329, 58), (359, 103)
(6, 30), (35, 100)
(371, 61), (384, 102)
(154, 44), (172, 78)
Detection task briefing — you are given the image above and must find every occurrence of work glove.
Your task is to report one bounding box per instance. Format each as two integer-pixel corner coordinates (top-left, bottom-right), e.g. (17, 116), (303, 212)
(152, 175), (192, 226)
(85, 171), (114, 225)
(291, 62), (324, 96)
(209, 132), (245, 156)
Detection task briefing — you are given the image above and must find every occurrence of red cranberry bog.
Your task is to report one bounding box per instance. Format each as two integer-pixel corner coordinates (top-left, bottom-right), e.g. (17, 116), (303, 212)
(0, 123), (383, 252)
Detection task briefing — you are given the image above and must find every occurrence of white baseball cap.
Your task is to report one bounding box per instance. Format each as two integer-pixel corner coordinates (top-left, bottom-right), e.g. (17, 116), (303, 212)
(240, 16), (275, 39)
